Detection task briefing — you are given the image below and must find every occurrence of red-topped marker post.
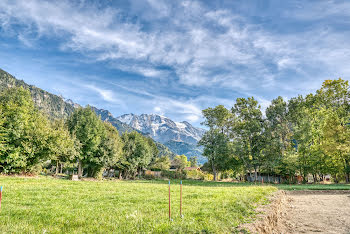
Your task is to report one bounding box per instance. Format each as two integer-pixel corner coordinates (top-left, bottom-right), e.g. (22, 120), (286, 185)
(0, 186), (3, 210)
(180, 180), (183, 218)
(168, 180), (171, 221)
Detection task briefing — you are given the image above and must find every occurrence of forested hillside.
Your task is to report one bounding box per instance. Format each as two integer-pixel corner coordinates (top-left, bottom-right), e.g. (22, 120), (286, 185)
(0, 69), (75, 119)
(0, 69), (175, 159)
(164, 140), (205, 163)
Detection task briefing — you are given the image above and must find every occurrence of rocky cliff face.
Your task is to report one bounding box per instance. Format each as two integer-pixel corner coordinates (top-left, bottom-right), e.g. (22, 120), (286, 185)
(116, 114), (206, 144)
(117, 113), (207, 163)
(0, 69), (75, 119)
(91, 108), (140, 134)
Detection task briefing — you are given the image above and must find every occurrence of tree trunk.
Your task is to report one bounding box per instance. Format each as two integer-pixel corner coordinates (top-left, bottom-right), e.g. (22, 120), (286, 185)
(211, 160), (217, 181)
(55, 161), (59, 175)
(254, 167), (258, 183)
(138, 168), (142, 179)
(78, 159), (82, 177)
(60, 163), (63, 174)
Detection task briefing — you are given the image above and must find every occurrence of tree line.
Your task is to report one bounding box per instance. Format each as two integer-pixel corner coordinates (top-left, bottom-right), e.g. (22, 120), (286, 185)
(0, 87), (175, 179)
(199, 79), (350, 183)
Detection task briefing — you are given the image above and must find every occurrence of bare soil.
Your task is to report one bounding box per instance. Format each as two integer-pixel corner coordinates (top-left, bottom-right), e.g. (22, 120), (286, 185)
(286, 190), (350, 234)
(242, 190), (350, 234)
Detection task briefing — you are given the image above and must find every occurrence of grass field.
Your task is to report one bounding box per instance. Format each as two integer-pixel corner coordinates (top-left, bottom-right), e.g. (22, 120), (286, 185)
(1, 177), (349, 233)
(0, 176), (276, 233)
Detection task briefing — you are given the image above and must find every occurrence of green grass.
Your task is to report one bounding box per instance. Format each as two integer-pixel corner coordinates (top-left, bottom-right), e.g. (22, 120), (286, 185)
(0, 177), (276, 233)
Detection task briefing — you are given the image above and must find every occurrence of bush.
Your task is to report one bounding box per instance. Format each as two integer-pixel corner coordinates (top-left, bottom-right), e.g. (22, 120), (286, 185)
(143, 174), (156, 180)
(185, 170), (205, 180)
(161, 170), (186, 179)
(94, 167), (105, 180)
(203, 173), (214, 181)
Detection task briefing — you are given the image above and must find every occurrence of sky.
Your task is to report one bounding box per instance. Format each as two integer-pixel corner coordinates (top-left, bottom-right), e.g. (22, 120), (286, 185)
(0, 0), (350, 127)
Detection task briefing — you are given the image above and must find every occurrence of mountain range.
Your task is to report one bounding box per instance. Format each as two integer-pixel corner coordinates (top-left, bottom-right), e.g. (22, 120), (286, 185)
(0, 68), (206, 163)
(116, 113), (206, 163)
(116, 113), (205, 144)
(94, 112), (206, 163)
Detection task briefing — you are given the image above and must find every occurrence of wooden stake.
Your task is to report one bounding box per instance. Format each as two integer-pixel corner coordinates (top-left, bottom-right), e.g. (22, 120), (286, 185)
(180, 180), (182, 218)
(168, 181), (171, 221)
(0, 186), (3, 210)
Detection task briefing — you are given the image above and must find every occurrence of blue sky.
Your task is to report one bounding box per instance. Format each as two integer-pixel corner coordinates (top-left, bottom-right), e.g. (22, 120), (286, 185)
(0, 0), (349, 127)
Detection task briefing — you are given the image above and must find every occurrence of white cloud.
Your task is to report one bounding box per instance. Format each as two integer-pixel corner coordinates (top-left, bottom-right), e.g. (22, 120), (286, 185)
(1, 0), (350, 124)
(0, 0), (286, 90)
(84, 84), (121, 104)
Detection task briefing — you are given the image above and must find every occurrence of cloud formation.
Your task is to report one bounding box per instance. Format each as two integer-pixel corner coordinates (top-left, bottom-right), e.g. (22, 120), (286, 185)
(0, 0), (349, 125)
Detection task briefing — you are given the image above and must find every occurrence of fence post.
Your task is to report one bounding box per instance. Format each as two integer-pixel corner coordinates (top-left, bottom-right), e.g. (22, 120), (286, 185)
(168, 181), (171, 221)
(180, 180), (182, 218)
(0, 186), (3, 210)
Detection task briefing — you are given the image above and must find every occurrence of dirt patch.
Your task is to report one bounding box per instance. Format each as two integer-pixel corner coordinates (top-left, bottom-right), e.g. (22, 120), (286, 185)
(285, 190), (350, 233)
(241, 190), (350, 234)
(240, 190), (291, 234)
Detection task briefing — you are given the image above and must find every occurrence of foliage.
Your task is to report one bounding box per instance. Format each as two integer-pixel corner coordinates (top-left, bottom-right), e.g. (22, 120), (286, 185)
(172, 154), (189, 171)
(0, 69), (75, 119)
(160, 170), (186, 179)
(67, 106), (109, 178)
(184, 169), (213, 180)
(199, 129), (232, 180)
(150, 156), (170, 171)
(102, 121), (124, 170)
(47, 119), (80, 174)
(0, 110), (6, 154)
(164, 140), (205, 163)
(200, 78), (350, 183)
(121, 131), (157, 179)
(0, 87), (53, 173)
(189, 156), (198, 167)
(154, 141), (176, 159)
(230, 97), (264, 180)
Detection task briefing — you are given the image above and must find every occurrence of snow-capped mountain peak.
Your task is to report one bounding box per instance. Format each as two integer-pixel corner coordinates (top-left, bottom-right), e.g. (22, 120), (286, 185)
(116, 113), (205, 144)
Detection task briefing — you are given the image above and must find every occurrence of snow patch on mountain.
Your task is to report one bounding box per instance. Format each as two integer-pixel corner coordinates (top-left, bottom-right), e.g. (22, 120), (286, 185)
(116, 113), (206, 144)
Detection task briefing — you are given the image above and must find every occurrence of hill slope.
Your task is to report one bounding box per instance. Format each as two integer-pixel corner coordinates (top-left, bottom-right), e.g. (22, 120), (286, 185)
(0, 69), (75, 119)
(0, 68), (174, 158)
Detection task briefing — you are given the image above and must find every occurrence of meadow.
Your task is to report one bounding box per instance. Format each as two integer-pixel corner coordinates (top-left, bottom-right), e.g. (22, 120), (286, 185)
(0, 176), (276, 233)
(1, 177), (349, 233)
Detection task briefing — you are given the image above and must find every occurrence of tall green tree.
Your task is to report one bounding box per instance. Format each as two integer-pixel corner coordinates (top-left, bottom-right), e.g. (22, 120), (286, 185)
(199, 129), (231, 180)
(0, 110), (6, 154)
(230, 97), (264, 181)
(172, 154), (189, 171)
(316, 79), (350, 182)
(121, 131), (154, 179)
(67, 106), (107, 178)
(202, 105), (231, 134)
(0, 87), (52, 173)
(150, 156), (170, 171)
(102, 122), (124, 172)
(200, 105), (232, 181)
(189, 156), (198, 167)
(264, 96), (291, 177)
(47, 119), (80, 175)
